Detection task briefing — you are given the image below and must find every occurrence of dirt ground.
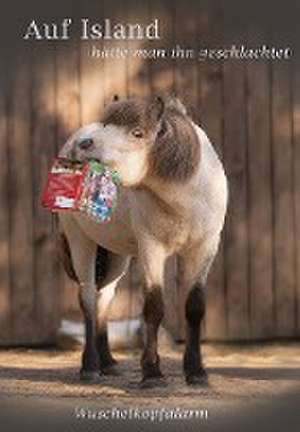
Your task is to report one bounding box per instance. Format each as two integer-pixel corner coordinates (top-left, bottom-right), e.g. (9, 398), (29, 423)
(0, 341), (300, 431)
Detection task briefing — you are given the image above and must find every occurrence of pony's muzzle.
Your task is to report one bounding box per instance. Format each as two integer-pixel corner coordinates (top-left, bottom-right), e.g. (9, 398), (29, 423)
(78, 138), (95, 151)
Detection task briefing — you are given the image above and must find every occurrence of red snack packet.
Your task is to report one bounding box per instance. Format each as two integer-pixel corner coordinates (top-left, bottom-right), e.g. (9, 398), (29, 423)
(42, 158), (120, 222)
(41, 158), (88, 211)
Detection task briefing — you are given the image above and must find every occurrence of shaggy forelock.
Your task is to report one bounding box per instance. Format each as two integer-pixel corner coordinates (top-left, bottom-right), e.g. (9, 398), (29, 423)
(101, 99), (150, 130)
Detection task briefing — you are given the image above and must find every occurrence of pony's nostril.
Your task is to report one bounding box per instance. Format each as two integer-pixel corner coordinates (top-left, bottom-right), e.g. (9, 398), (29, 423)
(78, 138), (94, 151)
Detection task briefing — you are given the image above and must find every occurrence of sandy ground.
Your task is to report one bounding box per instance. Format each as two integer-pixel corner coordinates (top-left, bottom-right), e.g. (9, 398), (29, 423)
(0, 341), (299, 431)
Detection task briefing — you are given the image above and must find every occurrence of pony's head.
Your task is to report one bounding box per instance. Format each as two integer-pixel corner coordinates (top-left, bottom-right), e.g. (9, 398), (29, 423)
(59, 95), (200, 187)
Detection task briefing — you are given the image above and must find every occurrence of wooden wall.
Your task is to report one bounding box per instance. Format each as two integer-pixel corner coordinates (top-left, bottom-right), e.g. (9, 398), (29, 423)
(0, 0), (299, 344)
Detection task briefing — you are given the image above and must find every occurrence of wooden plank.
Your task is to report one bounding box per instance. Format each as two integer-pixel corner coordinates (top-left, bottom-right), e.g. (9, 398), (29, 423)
(246, 16), (275, 339)
(173, 0), (199, 109)
(172, 0), (183, 95)
(100, 0), (128, 103)
(31, 44), (60, 343)
(101, 0), (110, 106)
(292, 58), (300, 336)
(126, 0), (151, 98)
(55, 41), (82, 316)
(8, 47), (35, 343)
(80, 1), (106, 123)
(245, 25), (274, 339)
(0, 52), (12, 342)
(222, 1), (250, 340)
(56, 43), (81, 142)
(224, 70), (249, 339)
(149, 0), (175, 93)
(246, 61), (274, 339)
(271, 61), (296, 337)
(168, 0), (176, 94)
(147, 0), (155, 96)
(200, 0), (227, 341)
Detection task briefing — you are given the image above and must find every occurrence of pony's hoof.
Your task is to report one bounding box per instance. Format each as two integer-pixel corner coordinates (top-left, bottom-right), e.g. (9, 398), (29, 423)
(139, 376), (167, 389)
(110, 357), (118, 366)
(101, 364), (120, 376)
(80, 370), (102, 384)
(185, 369), (209, 386)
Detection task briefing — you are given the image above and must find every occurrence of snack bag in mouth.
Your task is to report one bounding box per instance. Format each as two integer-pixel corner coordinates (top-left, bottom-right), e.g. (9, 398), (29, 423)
(41, 158), (121, 222)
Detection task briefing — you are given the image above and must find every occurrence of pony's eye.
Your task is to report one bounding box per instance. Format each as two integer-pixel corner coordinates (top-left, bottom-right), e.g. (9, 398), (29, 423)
(132, 128), (144, 139)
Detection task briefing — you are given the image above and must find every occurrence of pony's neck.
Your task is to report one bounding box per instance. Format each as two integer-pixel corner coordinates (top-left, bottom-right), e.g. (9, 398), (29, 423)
(142, 173), (200, 219)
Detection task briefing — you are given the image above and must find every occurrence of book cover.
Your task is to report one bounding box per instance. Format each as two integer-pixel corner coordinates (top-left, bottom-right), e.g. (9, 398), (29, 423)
(0, 0), (299, 431)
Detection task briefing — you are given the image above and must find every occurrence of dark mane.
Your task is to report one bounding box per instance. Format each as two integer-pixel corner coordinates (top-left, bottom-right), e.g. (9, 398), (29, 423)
(148, 106), (201, 182)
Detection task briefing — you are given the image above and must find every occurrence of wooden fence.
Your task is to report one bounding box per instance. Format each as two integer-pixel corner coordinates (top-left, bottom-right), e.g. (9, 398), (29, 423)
(0, 0), (299, 344)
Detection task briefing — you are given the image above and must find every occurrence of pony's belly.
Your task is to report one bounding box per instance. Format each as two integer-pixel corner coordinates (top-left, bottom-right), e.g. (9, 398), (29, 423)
(73, 211), (138, 256)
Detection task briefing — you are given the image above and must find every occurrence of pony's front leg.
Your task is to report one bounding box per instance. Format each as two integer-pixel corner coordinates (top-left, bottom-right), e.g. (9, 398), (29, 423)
(95, 253), (129, 375)
(139, 238), (167, 387)
(78, 280), (100, 382)
(60, 216), (100, 383)
(182, 278), (207, 385)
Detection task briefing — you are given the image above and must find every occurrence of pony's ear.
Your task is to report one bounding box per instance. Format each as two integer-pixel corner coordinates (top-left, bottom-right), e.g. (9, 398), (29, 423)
(171, 97), (187, 115)
(165, 94), (187, 115)
(112, 94), (119, 102)
(147, 95), (165, 122)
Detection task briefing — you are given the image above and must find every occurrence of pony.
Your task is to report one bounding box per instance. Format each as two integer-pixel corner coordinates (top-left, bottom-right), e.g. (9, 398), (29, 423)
(58, 95), (228, 387)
